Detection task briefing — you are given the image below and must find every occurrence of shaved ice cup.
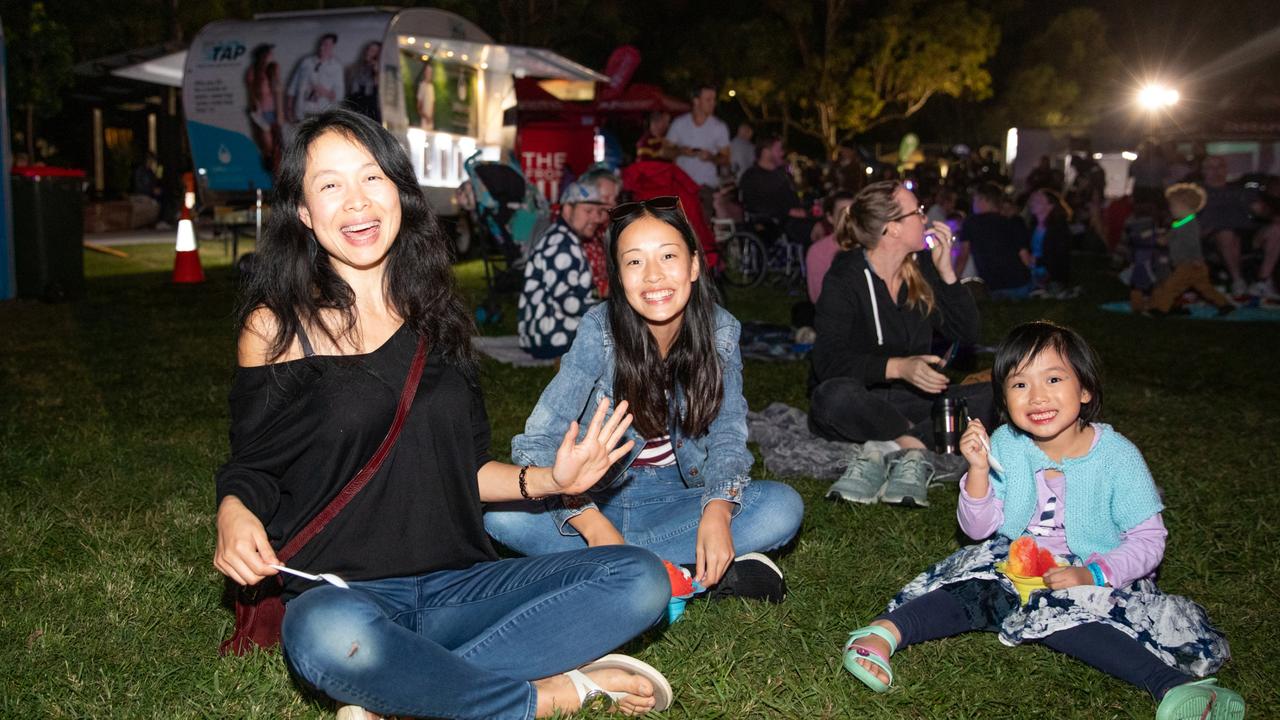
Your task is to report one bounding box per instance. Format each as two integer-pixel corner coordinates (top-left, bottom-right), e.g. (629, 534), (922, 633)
(994, 561), (1064, 605)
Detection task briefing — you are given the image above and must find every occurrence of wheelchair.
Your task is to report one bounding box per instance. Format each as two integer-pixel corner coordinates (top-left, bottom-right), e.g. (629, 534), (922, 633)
(713, 213), (806, 289)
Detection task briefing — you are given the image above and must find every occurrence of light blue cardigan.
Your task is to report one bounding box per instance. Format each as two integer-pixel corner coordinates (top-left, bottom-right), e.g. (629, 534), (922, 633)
(988, 423), (1164, 559)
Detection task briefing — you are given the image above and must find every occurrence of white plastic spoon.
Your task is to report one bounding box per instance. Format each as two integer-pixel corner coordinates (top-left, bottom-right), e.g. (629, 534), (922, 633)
(965, 409), (1006, 475)
(977, 433), (1006, 475)
(269, 564), (350, 589)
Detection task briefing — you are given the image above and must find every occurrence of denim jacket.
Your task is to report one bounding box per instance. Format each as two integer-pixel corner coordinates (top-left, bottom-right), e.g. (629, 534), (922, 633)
(511, 302), (753, 534)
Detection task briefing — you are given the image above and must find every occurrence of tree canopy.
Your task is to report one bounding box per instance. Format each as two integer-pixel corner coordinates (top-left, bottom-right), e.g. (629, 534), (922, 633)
(720, 0), (999, 157)
(5, 2), (74, 159)
(989, 8), (1121, 131)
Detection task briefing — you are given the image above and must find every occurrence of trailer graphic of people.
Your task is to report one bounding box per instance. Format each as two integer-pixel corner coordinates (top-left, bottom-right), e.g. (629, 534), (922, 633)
(286, 33), (345, 123)
(245, 44), (284, 172)
(345, 41), (382, 122)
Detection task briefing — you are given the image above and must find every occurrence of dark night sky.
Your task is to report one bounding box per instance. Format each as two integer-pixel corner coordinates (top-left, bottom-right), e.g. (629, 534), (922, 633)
(12, 0), (1280, 157)
(1088, 0), (1280, 74)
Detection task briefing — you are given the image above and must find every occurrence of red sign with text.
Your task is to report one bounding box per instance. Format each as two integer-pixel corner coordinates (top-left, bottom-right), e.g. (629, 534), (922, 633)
(517, 124), (596, 203)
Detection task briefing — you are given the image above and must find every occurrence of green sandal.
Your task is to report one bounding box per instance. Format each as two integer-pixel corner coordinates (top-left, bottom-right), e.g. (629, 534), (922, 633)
(842, 625), (898, 693)
(1156, 678), (1246, 720)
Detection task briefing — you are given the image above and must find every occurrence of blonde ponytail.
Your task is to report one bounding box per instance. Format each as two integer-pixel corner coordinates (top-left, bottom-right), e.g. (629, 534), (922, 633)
(847, 180), (937, 315)
(899, 254), (936, 315)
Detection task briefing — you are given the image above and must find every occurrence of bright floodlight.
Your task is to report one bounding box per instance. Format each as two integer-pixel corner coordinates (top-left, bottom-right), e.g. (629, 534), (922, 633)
(1138, 83), (1179, 110)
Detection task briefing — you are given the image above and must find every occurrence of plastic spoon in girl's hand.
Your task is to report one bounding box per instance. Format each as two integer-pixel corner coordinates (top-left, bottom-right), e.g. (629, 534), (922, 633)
(965, 412), (1005, 474)
(269, 564), (350, 589)
(976, 433), (1005, 474)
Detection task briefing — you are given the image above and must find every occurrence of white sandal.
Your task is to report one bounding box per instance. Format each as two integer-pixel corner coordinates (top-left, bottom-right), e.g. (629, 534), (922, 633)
(567, 653), (673, 712)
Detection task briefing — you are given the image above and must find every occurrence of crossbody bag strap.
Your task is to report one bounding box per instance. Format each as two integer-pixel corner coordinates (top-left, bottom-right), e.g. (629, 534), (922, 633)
(277, 336), (427, 562)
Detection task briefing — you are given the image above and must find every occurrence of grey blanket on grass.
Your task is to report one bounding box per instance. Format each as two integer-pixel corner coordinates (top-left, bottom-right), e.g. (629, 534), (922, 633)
(747, 402), (856, 480)
(473, 336), (556, 367)
(746, 402), (967, 482)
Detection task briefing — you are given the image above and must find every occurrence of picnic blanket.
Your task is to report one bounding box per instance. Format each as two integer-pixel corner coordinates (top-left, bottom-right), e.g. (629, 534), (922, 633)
(747, 403), (856, 480)
(747, 402), (968, 482)
(739, 322), (810, 362)
(1100, 301), (1280, 322)
(473, 336), (556, 367)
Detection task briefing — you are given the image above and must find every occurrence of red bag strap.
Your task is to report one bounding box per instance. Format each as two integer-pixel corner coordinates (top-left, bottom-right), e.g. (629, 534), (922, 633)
(277, 336), (427, 562)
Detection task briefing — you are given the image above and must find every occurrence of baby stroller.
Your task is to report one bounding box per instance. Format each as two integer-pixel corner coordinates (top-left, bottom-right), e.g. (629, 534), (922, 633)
(460, 151), (551, 324)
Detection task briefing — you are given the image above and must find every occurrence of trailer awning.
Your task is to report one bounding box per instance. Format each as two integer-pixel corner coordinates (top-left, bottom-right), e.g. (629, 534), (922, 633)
(111, 50), (187, 88)
(399, 38), (607, 82)
(74, 41), (187, 89)
(109, 42), (604, 89)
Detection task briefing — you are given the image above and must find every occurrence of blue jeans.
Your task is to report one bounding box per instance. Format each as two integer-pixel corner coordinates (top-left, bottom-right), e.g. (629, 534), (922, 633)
(281, 546), (668, 720)
(484, 466), (804, 565)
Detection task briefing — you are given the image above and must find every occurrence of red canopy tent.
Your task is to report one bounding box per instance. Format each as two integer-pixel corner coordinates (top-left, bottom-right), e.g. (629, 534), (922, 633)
(594, 84), (690, 116)
(513, 45), (691, 202)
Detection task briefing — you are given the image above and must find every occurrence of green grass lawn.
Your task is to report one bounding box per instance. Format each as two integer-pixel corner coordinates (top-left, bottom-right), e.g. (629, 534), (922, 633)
(1, 245), (1277, 718)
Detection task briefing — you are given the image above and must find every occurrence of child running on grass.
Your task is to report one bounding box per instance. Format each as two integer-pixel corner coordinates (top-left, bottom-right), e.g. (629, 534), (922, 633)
(841, 320), (1242, 719)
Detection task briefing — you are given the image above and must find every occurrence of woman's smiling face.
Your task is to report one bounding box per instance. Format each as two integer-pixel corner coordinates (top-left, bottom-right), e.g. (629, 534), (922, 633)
(616, 215), (700, 336)
(297, 130), (402, 274)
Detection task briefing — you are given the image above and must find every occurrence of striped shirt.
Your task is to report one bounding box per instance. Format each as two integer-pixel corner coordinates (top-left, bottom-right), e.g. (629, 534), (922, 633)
(1028, 471), (1065, 539)
(632, 435), (676, 467)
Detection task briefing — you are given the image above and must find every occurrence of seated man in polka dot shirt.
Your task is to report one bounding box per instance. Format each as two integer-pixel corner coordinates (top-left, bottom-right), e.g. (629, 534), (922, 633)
(517, 178), (609, 359)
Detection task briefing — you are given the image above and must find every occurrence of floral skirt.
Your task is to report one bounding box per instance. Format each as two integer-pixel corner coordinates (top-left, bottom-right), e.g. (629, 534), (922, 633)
(885, 536), (1231, 676)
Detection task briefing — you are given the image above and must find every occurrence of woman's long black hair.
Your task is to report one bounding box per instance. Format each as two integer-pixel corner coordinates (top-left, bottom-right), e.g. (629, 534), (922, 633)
(605, 204), (722, 439)
(237, 107), (475, 375)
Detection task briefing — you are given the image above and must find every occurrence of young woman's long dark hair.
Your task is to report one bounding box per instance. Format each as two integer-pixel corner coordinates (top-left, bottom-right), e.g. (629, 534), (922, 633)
(238, 107), (475, 375)
(605, 204), (722, 439)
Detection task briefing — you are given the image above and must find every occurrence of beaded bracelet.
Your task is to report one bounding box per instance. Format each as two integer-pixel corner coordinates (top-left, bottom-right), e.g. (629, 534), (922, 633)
(1087, 562), (1106, 587)
(518, 465), (540, 500)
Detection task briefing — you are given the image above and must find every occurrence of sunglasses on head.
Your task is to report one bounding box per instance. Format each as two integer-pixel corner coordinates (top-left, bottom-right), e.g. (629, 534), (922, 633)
(609, 195), (682, 222)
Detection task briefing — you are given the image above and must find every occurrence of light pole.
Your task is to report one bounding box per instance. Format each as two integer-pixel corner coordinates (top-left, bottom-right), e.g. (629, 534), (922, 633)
(1136, 82), (1180, 141)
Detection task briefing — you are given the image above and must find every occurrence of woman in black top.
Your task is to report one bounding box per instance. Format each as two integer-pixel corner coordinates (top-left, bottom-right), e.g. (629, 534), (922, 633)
(213, 109), (671, 719)
(809, 181), (992, 508)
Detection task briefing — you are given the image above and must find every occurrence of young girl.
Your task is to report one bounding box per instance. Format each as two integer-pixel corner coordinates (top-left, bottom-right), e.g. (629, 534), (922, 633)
(485, 197), (804, 598)
(841, 321), (1242, 719)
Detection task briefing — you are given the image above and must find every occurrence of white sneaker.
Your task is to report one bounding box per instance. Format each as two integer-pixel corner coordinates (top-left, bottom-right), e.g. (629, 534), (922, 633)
(1230, 278), (1249, 297)
(1249, 279), (1279, 300)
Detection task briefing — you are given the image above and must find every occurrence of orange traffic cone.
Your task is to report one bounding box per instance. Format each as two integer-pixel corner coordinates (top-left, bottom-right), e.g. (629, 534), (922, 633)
(172, 190), (205, 284)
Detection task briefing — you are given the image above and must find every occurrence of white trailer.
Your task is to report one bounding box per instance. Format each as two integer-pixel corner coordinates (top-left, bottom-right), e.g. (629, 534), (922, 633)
(181, 7), (603, 215)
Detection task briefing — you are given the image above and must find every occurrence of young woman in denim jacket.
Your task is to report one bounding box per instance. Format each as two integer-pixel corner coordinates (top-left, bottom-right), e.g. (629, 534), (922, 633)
(485, 198), (804, 597)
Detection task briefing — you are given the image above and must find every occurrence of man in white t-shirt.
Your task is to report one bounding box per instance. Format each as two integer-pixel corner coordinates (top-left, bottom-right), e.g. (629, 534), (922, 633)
(666, 84), (730, 219)
(730, 122), (755, 180)
(286, 33), (345, 123)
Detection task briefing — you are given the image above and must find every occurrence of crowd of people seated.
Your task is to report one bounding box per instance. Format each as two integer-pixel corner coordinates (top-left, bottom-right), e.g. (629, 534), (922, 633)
(513, 77), (1280, 359)
(218, 108), (1246, 720)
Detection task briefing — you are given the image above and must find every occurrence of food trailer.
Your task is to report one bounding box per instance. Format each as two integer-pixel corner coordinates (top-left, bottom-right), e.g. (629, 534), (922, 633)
(182, 6), (605, 215)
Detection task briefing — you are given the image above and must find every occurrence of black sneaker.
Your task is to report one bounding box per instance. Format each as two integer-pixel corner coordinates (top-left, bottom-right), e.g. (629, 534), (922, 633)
(705, 552), (786, 603)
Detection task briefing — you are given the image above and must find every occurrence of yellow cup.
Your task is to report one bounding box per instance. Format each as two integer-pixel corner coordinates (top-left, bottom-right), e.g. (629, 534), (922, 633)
(995, 561), (1049, 605)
